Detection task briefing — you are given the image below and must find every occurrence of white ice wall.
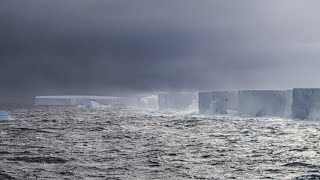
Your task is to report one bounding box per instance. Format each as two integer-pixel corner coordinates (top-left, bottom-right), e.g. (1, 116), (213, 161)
(158, 93), (197, 111)
(198, 92), (213, 114)
(291, 88), (320, 120)
(284, 90), (293, 118)
(198, 91), (238, 115)
(238, 90), (289, 117)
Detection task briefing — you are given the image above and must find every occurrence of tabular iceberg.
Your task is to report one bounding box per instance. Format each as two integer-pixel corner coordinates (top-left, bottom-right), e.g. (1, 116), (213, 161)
(35, 96), (125, 106)
(291, 88), (320, 120)
(238, 90), (290, 117)
(158, 93), (197, 111)
(198, 91), (238, 115)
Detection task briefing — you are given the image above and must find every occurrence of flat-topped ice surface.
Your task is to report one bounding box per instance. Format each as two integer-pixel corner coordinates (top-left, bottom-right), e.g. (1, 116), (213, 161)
(35, 96), (125, 106)
(35, 95), (160, 109)
(291, 88), (320, 120)
(35, 96), (123, 99)
(238, 90), (291, 117)
(198, 91), (238, 115)
(158, 93), (197, 111)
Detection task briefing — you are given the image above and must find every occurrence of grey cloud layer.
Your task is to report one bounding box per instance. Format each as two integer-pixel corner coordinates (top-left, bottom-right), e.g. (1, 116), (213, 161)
(1, 0), (320, 103)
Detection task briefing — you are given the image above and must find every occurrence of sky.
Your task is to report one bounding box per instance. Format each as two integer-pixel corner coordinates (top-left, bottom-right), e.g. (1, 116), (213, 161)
(1, 0), (320, 103)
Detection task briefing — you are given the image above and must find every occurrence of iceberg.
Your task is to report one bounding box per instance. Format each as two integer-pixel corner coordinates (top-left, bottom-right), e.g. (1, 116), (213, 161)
(284, 90), (293, 118)
(238, 90), (290, 117)
(291, 88), (320, 120)
(198, 92), (213, 114)
(198, 91), (238, 115)
(0, 111), (13, 121)
(158, 93), (197, 111)
(35, 96), (125, 106)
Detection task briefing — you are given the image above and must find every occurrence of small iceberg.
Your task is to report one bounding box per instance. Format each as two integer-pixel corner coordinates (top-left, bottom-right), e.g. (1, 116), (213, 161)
(0, 111), (13, 121)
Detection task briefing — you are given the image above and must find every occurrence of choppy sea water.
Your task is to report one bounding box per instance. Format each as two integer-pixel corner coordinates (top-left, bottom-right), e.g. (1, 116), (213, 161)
(0, 106), (320, 180)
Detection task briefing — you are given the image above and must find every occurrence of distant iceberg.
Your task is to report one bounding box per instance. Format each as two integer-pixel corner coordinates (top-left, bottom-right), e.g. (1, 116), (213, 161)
(35, 96), (125, 106)
(238, 90), (291, 117)
(199, 90), (293, 118)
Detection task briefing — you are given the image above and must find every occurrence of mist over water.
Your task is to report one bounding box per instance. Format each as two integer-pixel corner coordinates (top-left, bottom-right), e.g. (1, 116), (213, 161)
(0, 106), (319, 179)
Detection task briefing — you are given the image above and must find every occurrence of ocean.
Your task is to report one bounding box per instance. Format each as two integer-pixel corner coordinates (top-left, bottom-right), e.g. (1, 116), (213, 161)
(0, 106), (319, 180)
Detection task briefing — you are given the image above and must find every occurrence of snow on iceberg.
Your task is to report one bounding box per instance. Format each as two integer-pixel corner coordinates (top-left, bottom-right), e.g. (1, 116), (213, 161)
(158, 93), (197, 111)
(238, 90), (290, 117)
(291, 88), (320, 120)
(198, 91), (238, 115)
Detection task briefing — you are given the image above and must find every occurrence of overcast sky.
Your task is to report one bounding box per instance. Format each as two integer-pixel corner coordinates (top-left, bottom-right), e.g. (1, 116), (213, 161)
(1, 0), (320, 103)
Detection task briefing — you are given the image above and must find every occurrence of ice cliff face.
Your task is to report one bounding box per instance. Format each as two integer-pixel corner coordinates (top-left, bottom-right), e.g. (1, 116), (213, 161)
(198, 92), (213, 114)
(284, 90), (293, 118)
(33, 88), (320, 120)
(158, 94), (197, 111)
(238, 90), (290, 117)
(291, 88), (320, 120)
(198, 91), (238, 115)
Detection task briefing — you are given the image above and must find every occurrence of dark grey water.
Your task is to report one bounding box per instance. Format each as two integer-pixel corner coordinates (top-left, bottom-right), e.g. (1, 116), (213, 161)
(0, 106), (320, 180)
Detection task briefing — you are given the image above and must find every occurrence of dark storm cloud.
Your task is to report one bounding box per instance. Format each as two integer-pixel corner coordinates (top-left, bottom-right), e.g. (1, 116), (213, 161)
(1, 0), (320, 103)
